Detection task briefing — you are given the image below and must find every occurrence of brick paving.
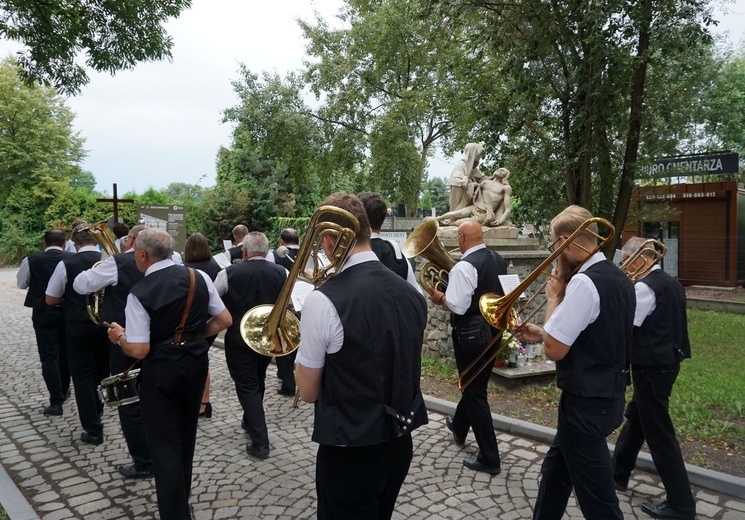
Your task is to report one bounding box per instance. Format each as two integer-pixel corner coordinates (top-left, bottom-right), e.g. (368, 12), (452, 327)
(1, 267), (744, 519)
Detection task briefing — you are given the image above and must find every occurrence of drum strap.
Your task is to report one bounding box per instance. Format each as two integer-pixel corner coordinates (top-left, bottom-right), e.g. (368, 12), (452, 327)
(174, 268), (196, 345)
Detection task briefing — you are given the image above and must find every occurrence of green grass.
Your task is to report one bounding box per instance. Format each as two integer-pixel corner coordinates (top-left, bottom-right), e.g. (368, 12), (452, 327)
(421, 356), (458, 382)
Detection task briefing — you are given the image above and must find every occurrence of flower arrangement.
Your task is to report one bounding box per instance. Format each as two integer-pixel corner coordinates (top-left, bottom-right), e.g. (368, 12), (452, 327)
(497, 335), (523, 361)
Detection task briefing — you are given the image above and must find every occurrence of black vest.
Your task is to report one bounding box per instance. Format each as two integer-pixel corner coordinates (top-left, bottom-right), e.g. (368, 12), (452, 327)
(185, 259), (222, 281)
(314, 261), (428, 446)
(129, 265), (211, 359)
(370, 237), (408, 280)
(228, 245), (243, 263)
(24, 249), (73, 308)
(632, 269), (691, 365)
(272, 247), (298, 271)
(222, 260), (286, 344)
(63, 251), (103, 322)
(452, 248), (507, 327)
(556, 260), (635, 397)
(99, 253), (144, 326)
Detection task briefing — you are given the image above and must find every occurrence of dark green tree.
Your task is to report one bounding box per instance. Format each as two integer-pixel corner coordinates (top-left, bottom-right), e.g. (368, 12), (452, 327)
(1, 0), (192, 94)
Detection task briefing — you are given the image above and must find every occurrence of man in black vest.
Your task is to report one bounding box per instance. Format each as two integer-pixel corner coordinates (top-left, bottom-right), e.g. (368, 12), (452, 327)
(106, 229), (231, 520)
(515, 205), (635, 520)
(46, 223), (110, 445)
(73, 224), (153, 479)
(296, 192), (428, 519)
(17, 229), (72, 416)
(227, 224), (249, 263)
(214, 231), (287, 458)
(357, 191), (423, 294)
(270, 227), (300, 397)
(429, 220), (507, 475)
(612, 236), (696, 520)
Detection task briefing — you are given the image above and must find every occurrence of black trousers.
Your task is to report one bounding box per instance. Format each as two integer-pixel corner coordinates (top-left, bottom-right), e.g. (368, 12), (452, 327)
(31, 307), (70, 406)
(451, 330), (500, 466)
(613, 364), (695, 515)
(140, 350), (207, 520)
(225, 333), (271, 448)
(110, 344), (151, 471)
(533, 392), (624, 520)
(276, 350), (297, 394)
(66, 322), (109, 436)
(316, 433), (413, 520)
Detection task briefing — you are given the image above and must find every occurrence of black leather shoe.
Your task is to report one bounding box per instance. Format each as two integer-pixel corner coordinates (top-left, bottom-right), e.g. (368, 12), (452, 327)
(277, 388), (294, 397)
(641, 501), (695, 520)
(463, 455), (501, 475)
(246, 444), (270, 459)
(43, 404), (63, 416)
(80, 432), (104, 446)
(445, 415), (465, 446)
(118, 463), (153, 479)
(614, 478), (629, 492)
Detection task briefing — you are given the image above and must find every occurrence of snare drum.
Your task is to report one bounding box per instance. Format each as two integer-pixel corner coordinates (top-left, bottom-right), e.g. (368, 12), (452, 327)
(97, 369), (141, 407)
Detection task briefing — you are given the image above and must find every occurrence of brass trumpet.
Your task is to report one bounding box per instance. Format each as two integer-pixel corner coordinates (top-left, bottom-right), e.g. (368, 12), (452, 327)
(457, 217), (616, 391)
(85, 219), (119, 324)
(619, 238), (666, 282)
(402, 220), (457, 295)
(239, 205), (359, 357)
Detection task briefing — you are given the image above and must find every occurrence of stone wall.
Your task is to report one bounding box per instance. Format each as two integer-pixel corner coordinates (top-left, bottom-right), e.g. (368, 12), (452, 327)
(420, 246), (551, 366)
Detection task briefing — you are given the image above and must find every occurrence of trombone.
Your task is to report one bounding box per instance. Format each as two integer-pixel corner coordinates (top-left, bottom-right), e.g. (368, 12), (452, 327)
(239, 205), (359, 358)
(619, 239), (667, 282)
(457, 217), (616, 391)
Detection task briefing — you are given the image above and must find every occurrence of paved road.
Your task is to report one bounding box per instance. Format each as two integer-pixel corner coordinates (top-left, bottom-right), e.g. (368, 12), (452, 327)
(1, 268), (744, 519)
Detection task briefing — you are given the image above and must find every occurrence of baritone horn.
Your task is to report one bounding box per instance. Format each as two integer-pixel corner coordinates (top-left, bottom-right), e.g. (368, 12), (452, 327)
(85, 219), (120, 324)
(239, 205), (359, 358)
(456, 217), (616, 391)
(402, 219), (457, 294)
(620, 238), (667, 282)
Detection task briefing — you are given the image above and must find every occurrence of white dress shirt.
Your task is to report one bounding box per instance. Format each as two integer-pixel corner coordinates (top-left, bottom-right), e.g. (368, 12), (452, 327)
(16, 246), (64, 290)
(444, 243), (485, 315)
(543, 252), (605, 347)
(632, 264), (659, 326)
(124, 260), (226, 343)
(45, 246), (101, 298)
(72, 249), (135, 295)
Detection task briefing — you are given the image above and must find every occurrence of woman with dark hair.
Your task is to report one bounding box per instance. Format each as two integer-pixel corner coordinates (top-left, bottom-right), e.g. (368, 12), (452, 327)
(184, 232), (222, 418)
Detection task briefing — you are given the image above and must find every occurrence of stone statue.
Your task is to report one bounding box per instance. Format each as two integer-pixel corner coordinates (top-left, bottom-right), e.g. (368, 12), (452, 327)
(448, 143), (485, 212)
(437, 167), (512, 228)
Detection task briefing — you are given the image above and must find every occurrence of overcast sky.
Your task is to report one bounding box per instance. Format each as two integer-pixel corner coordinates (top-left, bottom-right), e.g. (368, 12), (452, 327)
(2, 0), (744, 197)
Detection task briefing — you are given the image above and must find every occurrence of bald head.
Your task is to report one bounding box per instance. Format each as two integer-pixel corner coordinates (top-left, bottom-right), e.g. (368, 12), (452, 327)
(458, 220), (483, 253)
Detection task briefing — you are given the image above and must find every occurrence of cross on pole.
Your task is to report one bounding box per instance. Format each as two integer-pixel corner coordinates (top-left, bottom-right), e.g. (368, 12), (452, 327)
(96, 183), (135, 224)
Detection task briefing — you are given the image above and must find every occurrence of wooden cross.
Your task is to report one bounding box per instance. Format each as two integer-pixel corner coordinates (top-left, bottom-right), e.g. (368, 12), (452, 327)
(96, 183), (134, 224)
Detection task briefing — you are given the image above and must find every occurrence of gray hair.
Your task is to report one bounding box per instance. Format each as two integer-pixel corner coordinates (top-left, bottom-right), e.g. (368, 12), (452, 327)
(137, 229), (173, 262)
(242, 231), (269, 256)
(621, 236), (656, 261)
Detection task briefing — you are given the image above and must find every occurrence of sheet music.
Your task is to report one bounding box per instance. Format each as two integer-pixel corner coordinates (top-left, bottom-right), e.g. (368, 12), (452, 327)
(291, 280), (315, 312)
(498, 274), (526, 298)
(222, 240), (233, 251)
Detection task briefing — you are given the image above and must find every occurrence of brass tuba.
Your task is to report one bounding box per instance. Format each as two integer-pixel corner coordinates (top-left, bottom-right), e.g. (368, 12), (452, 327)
(619, 239), (667, 282)
(402, 220), (457, 295)
(85, 219), (120, 324)
(239, 205), (360, 357)
(457, 217), (616, 391)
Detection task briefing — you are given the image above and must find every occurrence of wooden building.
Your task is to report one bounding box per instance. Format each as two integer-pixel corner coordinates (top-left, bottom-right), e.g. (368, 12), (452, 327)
(623, 180), (745, 287)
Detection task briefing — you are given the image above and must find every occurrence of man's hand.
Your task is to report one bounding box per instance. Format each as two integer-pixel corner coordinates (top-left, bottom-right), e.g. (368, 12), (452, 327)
(105, 321), (124, 345)
(514, 322), (543, 343)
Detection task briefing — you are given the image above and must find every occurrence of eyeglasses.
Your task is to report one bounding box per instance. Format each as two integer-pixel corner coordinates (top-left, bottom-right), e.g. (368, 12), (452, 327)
(547, 236), (565, 253)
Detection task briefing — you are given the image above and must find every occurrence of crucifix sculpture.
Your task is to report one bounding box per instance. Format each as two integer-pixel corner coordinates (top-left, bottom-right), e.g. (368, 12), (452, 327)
(96, 183), (134, 224)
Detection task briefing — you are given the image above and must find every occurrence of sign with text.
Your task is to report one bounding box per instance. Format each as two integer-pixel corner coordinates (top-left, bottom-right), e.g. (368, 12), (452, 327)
(138, 205), (187, 253)
(379, 231), (408, 249)
(639, 152), (739, 178)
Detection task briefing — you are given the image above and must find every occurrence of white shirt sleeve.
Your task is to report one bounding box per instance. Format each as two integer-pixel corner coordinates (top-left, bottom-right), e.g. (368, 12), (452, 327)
(405, 259), (424, 295)
(445, 261), (478, 315)
(16, 257), (30, 289)
(199, 270), (226, 316)
(633, 281), (656, 327)
(124, 294), (150, 343)
(214, 269), (229, 297)
(45, 261), (68, 298)
(72, 255), (118, 294)
(296, 290), (344, 369)
(543, 273), (600, 346)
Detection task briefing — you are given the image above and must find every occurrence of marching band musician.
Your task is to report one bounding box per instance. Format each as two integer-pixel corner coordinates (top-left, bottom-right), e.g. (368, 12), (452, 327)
(213, 231), (287, 459)
(612, 237), (696, 520)
(17, 229), (72, 416)
(514, 205), (635, 520)
(72, 224), (153, 479)
(105, 229), (231, 520)
(429, 220), (507, 475)
(296, 192), (428, 519)
(45, 223), (110, 446)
